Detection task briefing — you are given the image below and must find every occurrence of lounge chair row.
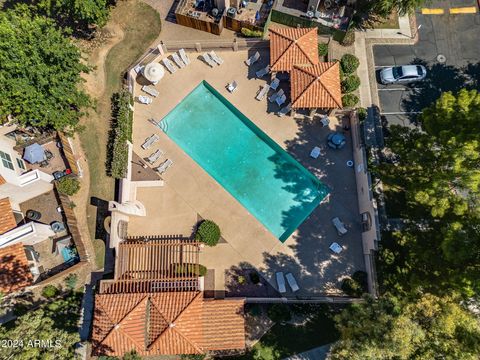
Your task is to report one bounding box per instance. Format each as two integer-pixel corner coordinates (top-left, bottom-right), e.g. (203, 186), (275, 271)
(141, 134), (174, 175)
(162, 49), (191, 74)
(202, 51), (224, 67)
(276, 271), (299, 293)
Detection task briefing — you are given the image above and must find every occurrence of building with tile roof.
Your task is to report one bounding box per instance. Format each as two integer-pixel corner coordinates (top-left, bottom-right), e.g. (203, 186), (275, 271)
(0, 197), (18, 235)
(290, 62), (342, 110)
(269, 27), (319, 72)
(92, 238), (246, 357)
(0, 242), (33, 293)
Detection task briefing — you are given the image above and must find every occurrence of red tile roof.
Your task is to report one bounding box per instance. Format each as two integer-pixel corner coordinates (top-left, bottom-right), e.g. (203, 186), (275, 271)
(269, 27), (319, 72)
(0, 198), (17, 235)
(92, 292), (245, 356)
(0, 243), (33, 293)
(290, 62), (342, 109)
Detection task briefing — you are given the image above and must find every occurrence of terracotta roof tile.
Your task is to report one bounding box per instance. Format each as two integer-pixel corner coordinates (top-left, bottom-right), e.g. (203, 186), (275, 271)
(0, 198), (17, 235)
(291, 62), (342, 109)
(92, 292), (245, 356)
(269, 27), (319, 72)
(0, 176), (6, 185)
(0, 243), (33, 293)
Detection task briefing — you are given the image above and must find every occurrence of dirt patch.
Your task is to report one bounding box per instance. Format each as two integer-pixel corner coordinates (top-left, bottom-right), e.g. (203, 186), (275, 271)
(80, 24), (125, 99)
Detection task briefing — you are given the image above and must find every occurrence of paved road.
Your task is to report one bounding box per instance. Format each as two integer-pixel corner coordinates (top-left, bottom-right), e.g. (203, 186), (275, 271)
(373, 0), (480, 126)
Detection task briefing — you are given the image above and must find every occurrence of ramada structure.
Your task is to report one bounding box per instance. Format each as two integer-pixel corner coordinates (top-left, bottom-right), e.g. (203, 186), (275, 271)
(92, 238), (245, 356)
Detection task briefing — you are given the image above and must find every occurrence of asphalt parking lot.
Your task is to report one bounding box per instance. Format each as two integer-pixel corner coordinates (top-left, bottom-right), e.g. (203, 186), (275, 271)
(373, 0), (480, 126)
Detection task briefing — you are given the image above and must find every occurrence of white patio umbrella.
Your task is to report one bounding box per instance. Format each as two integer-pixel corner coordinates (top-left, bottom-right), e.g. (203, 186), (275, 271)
(142, 62), (165, 83)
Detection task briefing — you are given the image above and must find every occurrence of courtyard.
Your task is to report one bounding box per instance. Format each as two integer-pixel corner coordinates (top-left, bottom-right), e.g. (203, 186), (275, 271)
(129, 48), (366, 296)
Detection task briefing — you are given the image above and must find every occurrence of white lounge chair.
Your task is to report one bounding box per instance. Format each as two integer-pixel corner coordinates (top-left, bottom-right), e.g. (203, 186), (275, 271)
(310, 146), (321, 159)
(245, 51), (260, 66)
(141, 134), (160, 150)
(171, 53), (185, 69)
(209, 50), (224, 65)
(329, 242), (343, 254)
(285, 273), (299, 292)
(141, 85), (159, 97)
(256, 65), (270, 78)
(320, 115), (330, 127)
(332, 217), (348, 235)
(255, 84), (270, 101)
(179, 48), (191, 65)
(146, 149), (164, 164)
(270, 77), (280, 90)
(275, 272), (286, 293)
(275, 94), (287, 107)
(138, 95), (152, 105)
(227, 81), (238, 93)
(269, 88), (284, 103)
(162, 58), (177, 74)
(277, 103), (292, 117)
(201, 53), (216, 67)
(155, 159), (173, 174)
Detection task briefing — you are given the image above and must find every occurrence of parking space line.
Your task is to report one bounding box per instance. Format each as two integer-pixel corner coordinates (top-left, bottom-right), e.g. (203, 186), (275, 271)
(421, 8), (445, 14)
(449, 7), (477, 14)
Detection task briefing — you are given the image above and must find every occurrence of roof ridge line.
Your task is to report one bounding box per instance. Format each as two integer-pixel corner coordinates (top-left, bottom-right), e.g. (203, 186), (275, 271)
(319, 63), (342, 107)
(296, 28), (318, 64)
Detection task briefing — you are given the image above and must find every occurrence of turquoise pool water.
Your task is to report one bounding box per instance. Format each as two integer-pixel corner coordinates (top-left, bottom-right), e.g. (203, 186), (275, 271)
(160, 82), (329, 241)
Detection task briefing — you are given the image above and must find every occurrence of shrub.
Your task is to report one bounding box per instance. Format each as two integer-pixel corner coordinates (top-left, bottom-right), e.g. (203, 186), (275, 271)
(341, 29), (355, 46)
(174, 264), (207, 277)
(42, 285), (59, 298)
(268, 303), (291, 323)
(341, 271), (368, 296)
(342, 93), (359, 107)
(180, 355), (206, 360)
(318, 42), (328, 57)
(249, 272), (260, 284)
(108, 89), (133, 179)
(340, 53), (360, 74)
(238, 275), (247, 285)
(64, 273), (78, 290)
(341, 74), (361, 93)
(195, 220), (221, 246)
(241, 27), (263, 38)
(357, 107), (368, 121)
(56, 176), (80, 196)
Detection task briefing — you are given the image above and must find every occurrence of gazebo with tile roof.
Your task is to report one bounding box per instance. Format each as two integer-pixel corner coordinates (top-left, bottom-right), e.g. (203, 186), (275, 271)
(290, 62), (342, 110)
(269, 27), (319, 73)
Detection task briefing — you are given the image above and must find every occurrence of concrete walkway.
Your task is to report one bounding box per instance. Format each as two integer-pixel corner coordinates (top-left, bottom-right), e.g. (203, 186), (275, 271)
(283, 344), (332, 360)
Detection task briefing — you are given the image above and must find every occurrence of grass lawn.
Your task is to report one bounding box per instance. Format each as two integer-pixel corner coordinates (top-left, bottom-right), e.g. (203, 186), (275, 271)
(79, 1), (161, 268)
(229, 305), (339, 360)
(374, 11), (400, 29)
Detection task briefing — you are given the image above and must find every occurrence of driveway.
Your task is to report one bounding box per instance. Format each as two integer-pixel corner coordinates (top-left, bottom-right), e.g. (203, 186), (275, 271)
(373, 0), (480, 126)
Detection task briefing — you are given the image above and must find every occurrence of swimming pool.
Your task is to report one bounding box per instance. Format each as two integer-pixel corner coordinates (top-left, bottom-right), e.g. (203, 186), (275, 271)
(160, 81), (329, 241)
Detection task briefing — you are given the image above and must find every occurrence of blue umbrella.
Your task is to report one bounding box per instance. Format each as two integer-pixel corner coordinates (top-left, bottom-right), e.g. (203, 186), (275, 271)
(255, 11), (261, 22)
(23, 143), (45, 164)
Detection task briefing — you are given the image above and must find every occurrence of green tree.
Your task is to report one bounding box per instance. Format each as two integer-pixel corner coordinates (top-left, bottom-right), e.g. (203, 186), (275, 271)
(330, 294), (480, 360)
(0, 6), (91, 131)
(8, 0), (110, 29)
(56, 176), (81, 195)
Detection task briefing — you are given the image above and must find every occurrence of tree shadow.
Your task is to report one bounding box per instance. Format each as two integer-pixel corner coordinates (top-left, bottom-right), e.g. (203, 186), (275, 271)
(401, 58), (472, 124)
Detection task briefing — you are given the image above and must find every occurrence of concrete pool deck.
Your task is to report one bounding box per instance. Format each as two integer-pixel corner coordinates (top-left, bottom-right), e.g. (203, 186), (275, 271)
(129, 49), (366, 296)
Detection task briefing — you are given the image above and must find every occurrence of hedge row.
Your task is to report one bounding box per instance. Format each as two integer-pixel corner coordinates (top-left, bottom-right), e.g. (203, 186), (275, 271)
(109, 89), (133, 179)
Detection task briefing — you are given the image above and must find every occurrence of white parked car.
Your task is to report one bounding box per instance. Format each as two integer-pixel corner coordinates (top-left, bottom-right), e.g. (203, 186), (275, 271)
(332, 217), (348, 236)
(379, 65), (427, 84)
